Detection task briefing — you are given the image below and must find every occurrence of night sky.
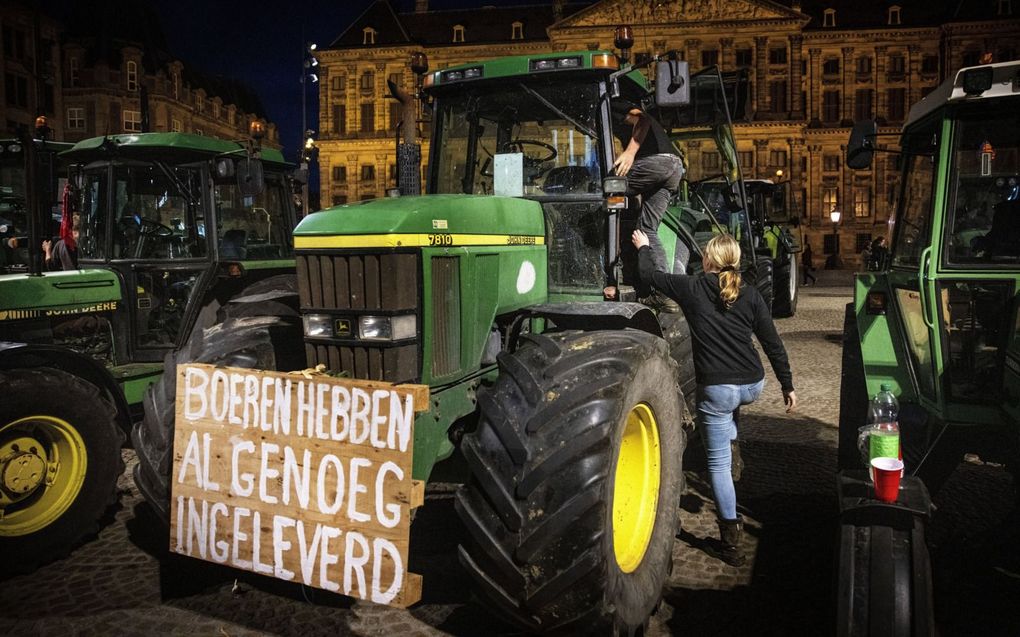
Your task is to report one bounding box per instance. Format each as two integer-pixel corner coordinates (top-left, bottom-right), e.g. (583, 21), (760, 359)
(44, 0), (555, 162)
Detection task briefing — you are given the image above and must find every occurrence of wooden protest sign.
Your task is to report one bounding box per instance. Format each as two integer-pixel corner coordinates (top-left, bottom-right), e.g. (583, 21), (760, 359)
(170, 364), (428, 608)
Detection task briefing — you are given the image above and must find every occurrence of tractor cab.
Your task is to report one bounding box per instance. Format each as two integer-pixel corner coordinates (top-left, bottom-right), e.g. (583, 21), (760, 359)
(0, 135), (69, 271)
(61, 132), (296, 359)
(845, 61), (1020, 430)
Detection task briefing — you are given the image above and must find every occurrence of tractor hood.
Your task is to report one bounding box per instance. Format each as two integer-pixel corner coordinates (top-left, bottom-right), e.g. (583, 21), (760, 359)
(293, 195), (545, 249)
(0, 269), (122, 321)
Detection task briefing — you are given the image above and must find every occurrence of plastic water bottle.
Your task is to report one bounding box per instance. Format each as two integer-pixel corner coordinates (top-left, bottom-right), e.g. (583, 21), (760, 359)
(867, 383), (900, 465)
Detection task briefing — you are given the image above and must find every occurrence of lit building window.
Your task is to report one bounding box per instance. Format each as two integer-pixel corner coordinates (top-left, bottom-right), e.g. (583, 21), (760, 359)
(512, 21), (523, 40)
(453, 24), (465, 43)
(363, 27), (376, 45)
(854, 186), (871, 217)
(888, 5), (901, 25)
(171, 118), (182, 132)
(67, 106), (85, 129)
(123, 110), (142, 132)
(823, 8), (836, 27)
(126, 60), (138, 91)
(823, 186), (839, 216)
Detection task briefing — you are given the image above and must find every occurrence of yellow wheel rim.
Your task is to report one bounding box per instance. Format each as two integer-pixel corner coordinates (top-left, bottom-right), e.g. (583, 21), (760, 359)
(612, 403), (661, 573)
(0, 415), (88, 537)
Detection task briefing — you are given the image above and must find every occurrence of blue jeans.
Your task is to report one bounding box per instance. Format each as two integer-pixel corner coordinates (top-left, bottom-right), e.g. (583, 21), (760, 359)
(697, 380), (766, 520)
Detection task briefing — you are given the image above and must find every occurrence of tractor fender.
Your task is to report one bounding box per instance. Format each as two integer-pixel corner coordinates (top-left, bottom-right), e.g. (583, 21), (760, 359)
(524, 302), (663, 338)
(0, 341), (132, 437)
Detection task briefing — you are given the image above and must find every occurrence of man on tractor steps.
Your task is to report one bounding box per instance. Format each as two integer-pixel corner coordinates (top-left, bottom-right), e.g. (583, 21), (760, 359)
(610, 98), (684, 310)
(633, 230), (798, 567)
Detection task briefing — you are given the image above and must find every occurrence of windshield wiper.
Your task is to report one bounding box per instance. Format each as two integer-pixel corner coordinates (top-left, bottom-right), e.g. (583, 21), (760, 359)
(517, 83), (596, 139)
(155, 161), (200, 208)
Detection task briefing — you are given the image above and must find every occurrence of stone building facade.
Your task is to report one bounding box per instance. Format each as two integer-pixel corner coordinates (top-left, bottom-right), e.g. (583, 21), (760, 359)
(0, 1), (279, 148)
(320, 0), (1019, 261)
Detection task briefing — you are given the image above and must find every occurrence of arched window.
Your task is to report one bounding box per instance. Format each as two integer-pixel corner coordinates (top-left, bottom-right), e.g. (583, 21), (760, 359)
(453, 24), (465, 43)
(823, 8), (836, 27)
(363, 27), (376, 45)
(126, 60), (138, 91)
(888, 5), (901, 25)
(511, 21), (523, 40)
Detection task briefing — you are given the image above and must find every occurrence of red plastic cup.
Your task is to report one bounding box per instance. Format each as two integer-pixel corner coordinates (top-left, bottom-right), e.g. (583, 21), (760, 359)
(871, 457), (904, 503)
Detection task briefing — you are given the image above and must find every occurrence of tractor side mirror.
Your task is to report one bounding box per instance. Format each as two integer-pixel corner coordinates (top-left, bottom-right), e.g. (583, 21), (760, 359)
(847, 120), (877, 170)
(655, 58), (689, 107)
(237, 158), (265, 196)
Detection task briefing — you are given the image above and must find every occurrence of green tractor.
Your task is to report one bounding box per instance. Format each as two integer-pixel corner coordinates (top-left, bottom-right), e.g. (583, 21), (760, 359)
(0, 123), (300, 574)
(135, 43), (762, 632)
(836, 60), (1020, 633)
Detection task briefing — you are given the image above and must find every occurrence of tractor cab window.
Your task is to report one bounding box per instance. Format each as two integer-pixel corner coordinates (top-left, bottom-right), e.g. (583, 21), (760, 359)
(891, 121), (939, 268)
(945, 104), (1020, 264)
(212, 176), (293, 260)
(78, 169), (108, 260)
(111, 164), (205, 260)
(432, 78), (602, 197)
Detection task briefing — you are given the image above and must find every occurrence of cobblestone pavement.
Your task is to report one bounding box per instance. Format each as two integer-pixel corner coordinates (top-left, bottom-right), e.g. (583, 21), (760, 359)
(1, 282), (1017, 636)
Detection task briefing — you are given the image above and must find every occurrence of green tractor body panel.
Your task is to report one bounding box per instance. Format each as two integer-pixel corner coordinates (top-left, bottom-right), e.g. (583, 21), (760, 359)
(295, 194), (545, 238)
(431, 50), (634, 87)
(846, 60), (1020, 441)
(0, 269), (121, 315)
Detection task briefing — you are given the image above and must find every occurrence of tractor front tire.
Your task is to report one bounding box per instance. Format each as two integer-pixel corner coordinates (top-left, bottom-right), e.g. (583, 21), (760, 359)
(456, 329), (685, 634)
(772, 257), (798, 318)
(0, 368), (123, 575)
(132, 279), (304, 523)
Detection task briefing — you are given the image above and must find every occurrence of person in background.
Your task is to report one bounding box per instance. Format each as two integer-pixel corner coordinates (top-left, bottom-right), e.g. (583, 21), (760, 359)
(633, 229), (797, 567)
(802, 242), (816, 286)
(42, 214), (79, 271)
(869, 236), (888, 271)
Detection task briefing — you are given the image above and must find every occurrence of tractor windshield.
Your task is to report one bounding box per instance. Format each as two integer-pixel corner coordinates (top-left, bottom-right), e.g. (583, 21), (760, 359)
(944, 100), (1020, 265)
(431, 78), (603, 197)
(213, 176), (294, 261)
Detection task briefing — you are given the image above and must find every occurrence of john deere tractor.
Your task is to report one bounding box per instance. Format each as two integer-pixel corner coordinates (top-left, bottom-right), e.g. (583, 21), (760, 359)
(0, 123), (300, 574)
(135, 43), (765, 632)
(836, 60), (1020, 634)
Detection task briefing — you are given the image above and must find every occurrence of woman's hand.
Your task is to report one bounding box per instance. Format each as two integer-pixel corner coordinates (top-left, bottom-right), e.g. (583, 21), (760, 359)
(783, 390), (798, 413)
(632, 229), (649, 250)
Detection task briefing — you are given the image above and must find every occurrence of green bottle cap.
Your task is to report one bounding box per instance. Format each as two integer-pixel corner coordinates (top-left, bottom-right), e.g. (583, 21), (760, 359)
(880, 383), (892, 392)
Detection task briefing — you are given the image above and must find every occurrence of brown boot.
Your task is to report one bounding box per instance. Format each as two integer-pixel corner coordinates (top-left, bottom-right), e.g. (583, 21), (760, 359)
(707, 516), (746, 567)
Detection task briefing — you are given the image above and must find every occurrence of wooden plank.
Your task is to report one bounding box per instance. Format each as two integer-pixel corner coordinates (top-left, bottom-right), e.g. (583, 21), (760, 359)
(170, 363), (428, 609)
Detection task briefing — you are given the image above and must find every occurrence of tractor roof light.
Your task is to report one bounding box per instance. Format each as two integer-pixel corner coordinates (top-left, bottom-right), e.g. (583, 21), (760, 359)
(410, 51), (429, 76)
(961, 67), (994, 96)
(249, 120), (266, 141)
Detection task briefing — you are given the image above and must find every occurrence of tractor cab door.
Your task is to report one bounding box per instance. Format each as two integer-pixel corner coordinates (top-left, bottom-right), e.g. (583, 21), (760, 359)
(935, 101), (1020, 426)
(109, 163), (211, 361)
(884, 118), (945, 414)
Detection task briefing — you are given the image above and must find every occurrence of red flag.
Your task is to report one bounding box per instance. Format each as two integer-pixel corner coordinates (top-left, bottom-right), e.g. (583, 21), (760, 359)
(60, 181), (76, 251)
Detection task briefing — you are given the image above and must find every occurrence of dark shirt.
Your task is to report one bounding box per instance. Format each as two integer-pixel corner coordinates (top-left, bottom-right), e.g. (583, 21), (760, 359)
(639, 245), (794, 392)
(610, 100), (672, 159)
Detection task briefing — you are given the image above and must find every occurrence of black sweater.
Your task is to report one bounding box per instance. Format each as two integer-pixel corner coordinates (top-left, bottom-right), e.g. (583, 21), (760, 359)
(639, 246), (794, 392)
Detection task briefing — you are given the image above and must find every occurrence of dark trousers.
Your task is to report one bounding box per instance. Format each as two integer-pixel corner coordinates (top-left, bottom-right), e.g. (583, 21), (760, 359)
(802, 263), (816, 285)
(627, 153), (684, 289)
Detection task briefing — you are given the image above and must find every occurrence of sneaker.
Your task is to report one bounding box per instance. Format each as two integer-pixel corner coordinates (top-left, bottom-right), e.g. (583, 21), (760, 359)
(639, 290), (680, 313)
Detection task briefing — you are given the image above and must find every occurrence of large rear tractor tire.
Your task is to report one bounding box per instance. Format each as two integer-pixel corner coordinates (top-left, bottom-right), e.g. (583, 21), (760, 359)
(750, 256), (775, 314)
(456, 329), (686, 634)
(0, 368), (123, 575)
(132, 277), (304, 522)
(772, 257), (798, 318)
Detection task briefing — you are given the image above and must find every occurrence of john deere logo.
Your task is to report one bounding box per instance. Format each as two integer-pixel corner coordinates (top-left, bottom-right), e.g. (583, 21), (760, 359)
(335, 318), (352, 337)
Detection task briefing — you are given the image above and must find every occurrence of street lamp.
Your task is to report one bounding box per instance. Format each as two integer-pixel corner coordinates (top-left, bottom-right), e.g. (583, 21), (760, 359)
(300, 42), (319, 214)
(829, 208), (842, 268)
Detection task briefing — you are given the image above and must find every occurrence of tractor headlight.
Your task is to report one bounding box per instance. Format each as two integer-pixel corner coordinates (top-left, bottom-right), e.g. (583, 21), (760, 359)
(359, 315), (417, 341)
(303, 314), (332, 338)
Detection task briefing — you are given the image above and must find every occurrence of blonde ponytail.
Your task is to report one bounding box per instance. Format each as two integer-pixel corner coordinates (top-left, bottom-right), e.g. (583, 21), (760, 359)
(704, 234), (742, 309)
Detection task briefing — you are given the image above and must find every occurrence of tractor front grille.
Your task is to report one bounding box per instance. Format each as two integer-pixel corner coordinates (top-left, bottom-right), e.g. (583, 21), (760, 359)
(296, 251), (419, 383)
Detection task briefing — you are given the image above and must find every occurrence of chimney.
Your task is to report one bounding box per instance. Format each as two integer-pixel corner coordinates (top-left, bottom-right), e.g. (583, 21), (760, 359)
(792, 1), (802, 11)
(416, 0), (428, 12)
(553, 0), (564, 20)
